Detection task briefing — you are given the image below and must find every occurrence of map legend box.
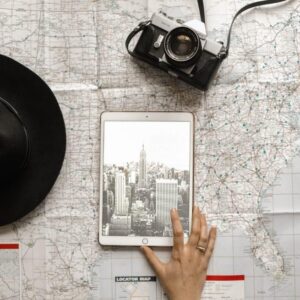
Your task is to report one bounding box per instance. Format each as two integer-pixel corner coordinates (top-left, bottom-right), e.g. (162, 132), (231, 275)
(0, 243), (21, 300)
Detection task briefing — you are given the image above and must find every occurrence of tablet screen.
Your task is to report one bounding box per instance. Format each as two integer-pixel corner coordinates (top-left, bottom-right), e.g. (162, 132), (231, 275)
(102, 120), (192, 238)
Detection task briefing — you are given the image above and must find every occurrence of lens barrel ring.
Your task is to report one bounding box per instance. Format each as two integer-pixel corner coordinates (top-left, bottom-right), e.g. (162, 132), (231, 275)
(164, 26), (202, 68)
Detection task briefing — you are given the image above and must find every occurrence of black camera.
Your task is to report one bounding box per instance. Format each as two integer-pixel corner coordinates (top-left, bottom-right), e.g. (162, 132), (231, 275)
(126, 0), (287, 91)
(126, 10), (227, 91)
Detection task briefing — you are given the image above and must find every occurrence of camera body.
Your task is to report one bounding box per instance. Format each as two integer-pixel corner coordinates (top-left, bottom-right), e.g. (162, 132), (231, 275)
(132, 11), (226, 90)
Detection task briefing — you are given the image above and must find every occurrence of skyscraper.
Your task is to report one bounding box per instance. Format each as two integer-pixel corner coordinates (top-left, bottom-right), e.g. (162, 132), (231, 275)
(103, 173), (108, 191)
(138, 145), (147, 188)
(129, 171), (136, 184)
(115, 172), (128, 215)
(156, 179), (178, 226)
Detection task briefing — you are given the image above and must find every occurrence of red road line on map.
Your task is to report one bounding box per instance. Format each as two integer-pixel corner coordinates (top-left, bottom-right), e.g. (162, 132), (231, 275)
(0, 244), (19, 249)
(206, 275), (245, 281)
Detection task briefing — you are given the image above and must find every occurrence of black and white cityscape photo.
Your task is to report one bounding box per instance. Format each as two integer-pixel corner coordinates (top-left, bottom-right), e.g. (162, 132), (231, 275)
(102, 121), (191, 237)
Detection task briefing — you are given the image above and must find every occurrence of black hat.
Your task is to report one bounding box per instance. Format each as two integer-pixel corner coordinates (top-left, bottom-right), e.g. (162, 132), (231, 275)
(0, 55), (66, 226)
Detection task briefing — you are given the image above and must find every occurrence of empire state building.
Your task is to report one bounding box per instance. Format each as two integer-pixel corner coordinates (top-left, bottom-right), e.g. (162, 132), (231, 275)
(138, 145), (147, 188)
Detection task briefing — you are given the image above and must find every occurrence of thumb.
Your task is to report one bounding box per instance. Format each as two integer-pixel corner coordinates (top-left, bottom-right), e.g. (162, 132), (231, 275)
(140, 246), (164, 276)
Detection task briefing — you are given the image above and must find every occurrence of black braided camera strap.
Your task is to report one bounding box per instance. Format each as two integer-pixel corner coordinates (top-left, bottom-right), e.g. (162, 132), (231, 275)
(223, 0), (289, 56)
(197, 0), (206, 23)
(126, 0), (290, 59)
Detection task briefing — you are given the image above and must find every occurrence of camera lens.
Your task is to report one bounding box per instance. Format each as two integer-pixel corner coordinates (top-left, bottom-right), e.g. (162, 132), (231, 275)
(170, 34), (194, 56)
(164, 27), (202, 68)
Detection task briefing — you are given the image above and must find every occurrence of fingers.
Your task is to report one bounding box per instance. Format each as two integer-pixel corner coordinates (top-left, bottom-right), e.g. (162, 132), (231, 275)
(205, 226), (217, 259)
(170, 208), (184, 251)
(141, 246), (164, 276)
(198, 213), (208, 248)
(188, 205), (201, 246)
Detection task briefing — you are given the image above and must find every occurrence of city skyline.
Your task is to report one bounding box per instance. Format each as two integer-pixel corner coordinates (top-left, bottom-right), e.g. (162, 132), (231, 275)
(102, 162), (189, 237)
(104, 121), (190, 170)
(102, 122), (191, 237)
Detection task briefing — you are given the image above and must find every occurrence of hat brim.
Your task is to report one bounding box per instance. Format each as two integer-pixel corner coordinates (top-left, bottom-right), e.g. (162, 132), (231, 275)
(0, 55), (66, 226)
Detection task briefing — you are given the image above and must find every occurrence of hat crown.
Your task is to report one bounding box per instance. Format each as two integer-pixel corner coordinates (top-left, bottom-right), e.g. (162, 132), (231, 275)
(0, 101), (28, 180)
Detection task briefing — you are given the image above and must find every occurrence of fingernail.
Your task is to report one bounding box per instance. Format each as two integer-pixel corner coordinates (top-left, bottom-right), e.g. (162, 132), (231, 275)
(171, 208), (176, 214)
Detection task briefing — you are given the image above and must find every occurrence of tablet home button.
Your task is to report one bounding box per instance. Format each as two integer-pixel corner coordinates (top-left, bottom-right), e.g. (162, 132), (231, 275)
(142, 238), (148, 245)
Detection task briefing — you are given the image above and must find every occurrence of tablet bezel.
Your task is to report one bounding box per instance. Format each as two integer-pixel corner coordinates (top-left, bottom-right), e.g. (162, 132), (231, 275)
(99, 112), (194, 247)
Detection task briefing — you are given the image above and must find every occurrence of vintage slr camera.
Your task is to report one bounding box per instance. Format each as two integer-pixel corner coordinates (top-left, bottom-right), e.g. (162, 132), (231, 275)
(126, 11), (227, 90)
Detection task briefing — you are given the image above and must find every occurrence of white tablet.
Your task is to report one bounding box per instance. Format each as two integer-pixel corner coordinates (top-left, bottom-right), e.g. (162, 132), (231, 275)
(99, 112), (194, 247)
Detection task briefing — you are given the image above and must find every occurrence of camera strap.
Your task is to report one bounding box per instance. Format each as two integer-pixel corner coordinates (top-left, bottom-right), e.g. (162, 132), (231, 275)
(197, 0), (206, 23)
(126, 0), (289, 59)
(125, 20), (152, 59)
(197, 0), (289, 57)
(225, 0), (289, 56)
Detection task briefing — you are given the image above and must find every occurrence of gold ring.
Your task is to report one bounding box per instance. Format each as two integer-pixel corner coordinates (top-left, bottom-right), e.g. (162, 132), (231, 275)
(196, 245), (206, 254)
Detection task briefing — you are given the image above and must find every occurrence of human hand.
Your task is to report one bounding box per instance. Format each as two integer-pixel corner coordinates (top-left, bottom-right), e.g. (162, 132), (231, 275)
(141, 206), (217, 300)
